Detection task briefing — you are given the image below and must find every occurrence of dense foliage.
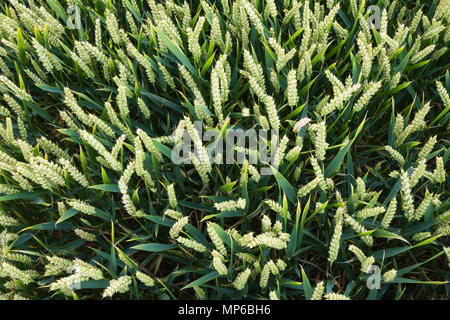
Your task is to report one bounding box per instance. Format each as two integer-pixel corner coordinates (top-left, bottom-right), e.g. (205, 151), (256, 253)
(0, 0), (449, 300)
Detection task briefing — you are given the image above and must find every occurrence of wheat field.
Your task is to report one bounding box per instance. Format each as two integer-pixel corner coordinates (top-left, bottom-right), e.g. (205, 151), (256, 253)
(0, 0), (448, 300)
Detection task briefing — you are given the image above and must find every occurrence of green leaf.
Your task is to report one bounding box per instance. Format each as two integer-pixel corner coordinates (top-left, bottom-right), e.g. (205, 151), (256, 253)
(21, 221), (73, 232)
(56, 208), (79, 224)
(154, 27), (197, 76)
(385, 82), (412, 95)
(46, 0), (67, 21)
(271, 166), (297, 204)
(301, 267), (313, 300)
(325, 116), (366, 177)
(412, 235), (441, 248)
(101, 167), (111, 184)
(182, 271), (220, 290)
(0, 192), (44, 202)
(17, 28), (26, 67)
(132, 243), (177, 252)
(200, 52), (215, 77)
(89, 184), (121, 193)
(372, 229), (409, 244)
